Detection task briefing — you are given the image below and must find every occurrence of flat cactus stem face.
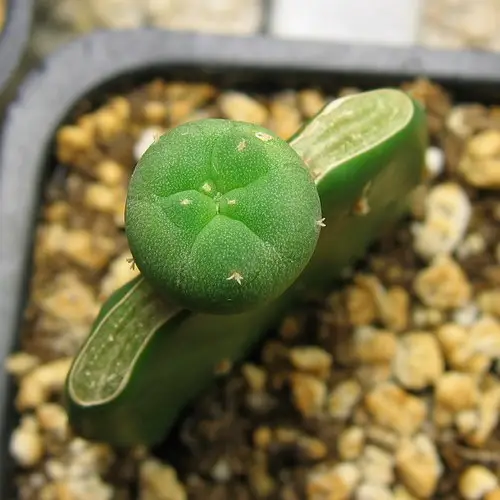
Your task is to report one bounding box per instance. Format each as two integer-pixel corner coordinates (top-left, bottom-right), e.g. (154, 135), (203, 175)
(125, 119), (322, 313)
(67, 276), (182, 406)
(290, 88), (414, 180)
(65, 89), (427, 446)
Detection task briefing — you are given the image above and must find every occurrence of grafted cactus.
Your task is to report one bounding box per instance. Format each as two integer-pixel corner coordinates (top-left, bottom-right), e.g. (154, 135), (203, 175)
(66, 88), (428, 446)
(125, 119), (322, 313)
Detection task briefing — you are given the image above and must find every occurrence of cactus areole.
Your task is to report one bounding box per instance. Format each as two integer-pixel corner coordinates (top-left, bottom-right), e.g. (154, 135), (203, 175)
(125, 119), (322, 313)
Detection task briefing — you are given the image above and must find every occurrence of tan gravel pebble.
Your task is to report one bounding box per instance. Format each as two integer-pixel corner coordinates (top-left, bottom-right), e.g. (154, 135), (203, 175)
(139, 458), (187, 500)
(455, 409), (479, 436)
(337, 426), (365, 461)
(445, 104), (485, 139)
(353, 327), (397, 364)
(435, 371), (479, 413)
(358, 445), (394, 486)
(143, 100), (167, 125)
(38, 272), (99, 325)
(307, 462), (360, 500)
(35, 403), (69, 436)
(93, 108), (126, 142)
(83, 182), (126, 218)
(465, 377), (500, 446)
(289, 372), (327, 417)
(477, 289), (500, 317)
(268, 91), (302, 139)
(241, 363), (267, 392)
(437, 322), (491, 374)
(218, 91), (268, 125)
(347, 275), (410, 332)
(395, 434), (443, 498)
(253, 426), (272, 450)
(346, 282), (378, 326)
(459, 465), (499, 500)
(94, 159), (126, 186)
(248, 450), (275, 497)
(414, 255), (471, 310)
(297, 89), (326, 119)
(327, 379), (363, 420)
(468, 316), (500, 358)
(5, 352), (41, 378)
(42, 225), (116, 271)
(364, 425), (399, 452)
(51, 477), (113, 500)
(393, 331), (444, 390)
(364, 382), (427, 436)
(459, 129), (500, 188)
(393, 484), (419, 500)
(56, 125), (94, 163)
(298, 435), (329, 461)
(381, 286), (410, 332)
(289, 346), (333, 379)
(16, 358), (73, 411)
(356, 364), (392, 389)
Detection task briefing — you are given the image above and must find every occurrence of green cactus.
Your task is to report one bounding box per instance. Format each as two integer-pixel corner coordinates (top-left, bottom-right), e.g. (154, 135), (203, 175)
(125, 119), (322, 313)
(65, 88), (427, 446)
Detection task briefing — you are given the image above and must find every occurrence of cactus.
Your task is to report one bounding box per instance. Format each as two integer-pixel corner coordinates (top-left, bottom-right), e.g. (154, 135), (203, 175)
(125, 119), (322, 313)
(65, 88), (427, 446)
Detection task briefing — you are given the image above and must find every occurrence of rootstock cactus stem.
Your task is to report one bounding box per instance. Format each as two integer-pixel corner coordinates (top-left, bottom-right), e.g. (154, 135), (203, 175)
(125, 119), (323, 313)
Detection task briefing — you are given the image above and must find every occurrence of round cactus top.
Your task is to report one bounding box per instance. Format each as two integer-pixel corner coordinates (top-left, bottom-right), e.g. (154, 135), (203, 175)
(125, 118), (322, 313)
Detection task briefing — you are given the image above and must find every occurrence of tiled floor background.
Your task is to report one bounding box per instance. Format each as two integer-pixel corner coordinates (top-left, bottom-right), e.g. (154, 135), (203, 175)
(30, 0), (500, 59)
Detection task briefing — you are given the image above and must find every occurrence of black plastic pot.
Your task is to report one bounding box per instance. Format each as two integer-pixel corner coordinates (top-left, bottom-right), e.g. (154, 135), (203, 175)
(0, 0), (33, 95)
(2, 30), (500, 498)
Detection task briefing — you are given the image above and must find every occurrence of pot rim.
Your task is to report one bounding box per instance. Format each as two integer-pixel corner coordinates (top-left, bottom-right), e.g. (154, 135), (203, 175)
(0, 0), (33, 94)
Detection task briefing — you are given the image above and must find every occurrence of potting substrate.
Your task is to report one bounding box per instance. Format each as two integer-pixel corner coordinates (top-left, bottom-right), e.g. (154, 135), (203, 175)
(4, 78), (500, 500)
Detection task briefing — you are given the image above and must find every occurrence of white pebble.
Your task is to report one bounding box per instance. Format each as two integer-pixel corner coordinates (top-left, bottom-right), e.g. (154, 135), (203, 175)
(134, 126), (164, 161)
(425, 146), (445, 178)
(211, 458), (232, 482)
(9, 418), (44, 467)
(356, 483), (394, 500)
(412, 182), (471, 261)
(452, 302), (480, 327)
(456, 233), (486, 260)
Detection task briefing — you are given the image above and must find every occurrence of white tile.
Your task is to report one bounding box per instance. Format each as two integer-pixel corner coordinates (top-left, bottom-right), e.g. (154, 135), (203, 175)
(269, 0), (422, 46)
